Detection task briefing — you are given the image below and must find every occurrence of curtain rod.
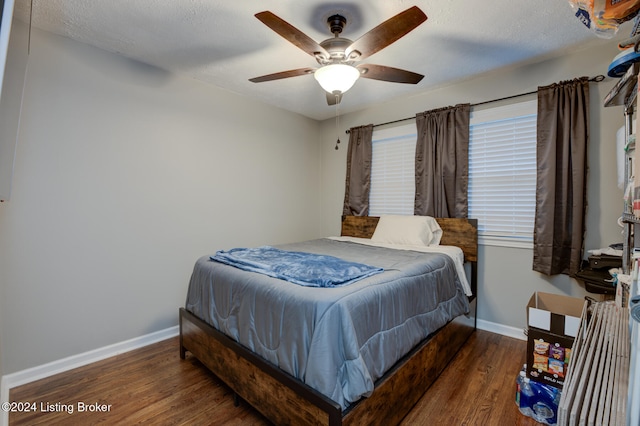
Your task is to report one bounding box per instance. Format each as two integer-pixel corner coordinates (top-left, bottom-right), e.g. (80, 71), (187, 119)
(345, 75), (605, 134)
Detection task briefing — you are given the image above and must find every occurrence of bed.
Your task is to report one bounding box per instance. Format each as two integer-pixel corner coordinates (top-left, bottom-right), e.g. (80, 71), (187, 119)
(179, 215), (478, 425)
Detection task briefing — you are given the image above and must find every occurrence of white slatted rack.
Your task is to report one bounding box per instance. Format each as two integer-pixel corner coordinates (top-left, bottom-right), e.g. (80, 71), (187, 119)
(558, 301), (630, 426)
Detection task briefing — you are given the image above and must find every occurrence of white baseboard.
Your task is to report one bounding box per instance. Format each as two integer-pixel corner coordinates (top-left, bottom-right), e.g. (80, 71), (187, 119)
(477, 318), (527, 341)
(0, 325), (178, 426)
(0, 320), (524, 392)
(0, 320), (524, 426)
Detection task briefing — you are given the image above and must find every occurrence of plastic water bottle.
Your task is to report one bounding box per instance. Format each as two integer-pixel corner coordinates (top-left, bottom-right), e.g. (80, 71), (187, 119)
(516, 363), (561, 425)
(516, 370), (534, 418)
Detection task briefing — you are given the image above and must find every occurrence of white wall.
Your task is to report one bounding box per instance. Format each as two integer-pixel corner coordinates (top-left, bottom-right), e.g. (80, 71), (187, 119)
(319, 42), (624, 333)
(0, 28), (322, 375)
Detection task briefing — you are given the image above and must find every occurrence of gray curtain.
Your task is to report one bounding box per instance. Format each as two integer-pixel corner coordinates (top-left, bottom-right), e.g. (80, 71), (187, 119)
(533, 77), (590, 276)
(414, 104), (470, 218)
(342, 124), (374, 216)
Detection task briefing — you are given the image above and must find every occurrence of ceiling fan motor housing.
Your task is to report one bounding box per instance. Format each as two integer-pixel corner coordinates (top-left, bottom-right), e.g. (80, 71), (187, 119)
(314, 14), (359, 64)
(318, 37), (354, 63)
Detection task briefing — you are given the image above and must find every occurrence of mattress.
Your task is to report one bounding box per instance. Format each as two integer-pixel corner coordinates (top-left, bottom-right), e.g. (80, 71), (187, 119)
(184, 238), (470, 409)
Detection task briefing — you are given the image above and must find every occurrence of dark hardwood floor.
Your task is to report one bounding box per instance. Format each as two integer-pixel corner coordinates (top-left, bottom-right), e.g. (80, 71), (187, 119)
(9, 330), (541, 425)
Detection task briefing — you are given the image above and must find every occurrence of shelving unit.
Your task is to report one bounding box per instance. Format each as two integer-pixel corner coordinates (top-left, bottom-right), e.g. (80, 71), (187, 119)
(598, 61), (640, 426)
(604, 63), (639, 274)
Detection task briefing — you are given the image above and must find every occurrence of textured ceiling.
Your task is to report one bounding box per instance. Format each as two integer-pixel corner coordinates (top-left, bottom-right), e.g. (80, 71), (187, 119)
(18, 0), (627, 120)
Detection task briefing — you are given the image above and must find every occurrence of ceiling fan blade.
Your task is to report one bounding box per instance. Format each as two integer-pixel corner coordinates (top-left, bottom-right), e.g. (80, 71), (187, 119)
(345, 6), (427, 61)
(357, 64), (423, 84)
(255, 11), (329, 59)
(326, 92), (342, 105)
(249, 67), (316, 83)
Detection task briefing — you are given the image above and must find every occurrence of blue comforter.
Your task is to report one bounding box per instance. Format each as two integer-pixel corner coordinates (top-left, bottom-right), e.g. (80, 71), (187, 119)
(186, 238), (469, 410)
(210, 246), (383, 287)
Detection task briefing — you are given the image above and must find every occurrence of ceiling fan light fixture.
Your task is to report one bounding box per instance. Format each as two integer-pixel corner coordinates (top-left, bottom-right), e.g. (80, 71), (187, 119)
(314, 64), (360, 94)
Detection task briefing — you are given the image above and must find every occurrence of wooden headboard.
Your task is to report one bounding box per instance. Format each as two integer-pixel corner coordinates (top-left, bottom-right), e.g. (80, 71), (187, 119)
(341, 215), (478, 263)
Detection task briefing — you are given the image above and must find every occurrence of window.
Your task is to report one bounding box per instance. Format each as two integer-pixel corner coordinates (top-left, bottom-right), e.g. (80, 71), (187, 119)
(369, 124), (416, 216)
(469, 100), (537, 247)
(368, 100), (537, 248)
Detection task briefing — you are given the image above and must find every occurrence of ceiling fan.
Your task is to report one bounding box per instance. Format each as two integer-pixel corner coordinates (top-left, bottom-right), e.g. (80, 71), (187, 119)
(249, 6), (428, 105)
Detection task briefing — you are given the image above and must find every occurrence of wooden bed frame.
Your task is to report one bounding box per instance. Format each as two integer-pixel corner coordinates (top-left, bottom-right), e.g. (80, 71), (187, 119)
(179, 216), (478, 425)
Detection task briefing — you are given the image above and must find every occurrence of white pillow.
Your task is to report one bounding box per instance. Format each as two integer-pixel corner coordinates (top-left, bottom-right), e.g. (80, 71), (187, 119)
(371, 215), (442, 246)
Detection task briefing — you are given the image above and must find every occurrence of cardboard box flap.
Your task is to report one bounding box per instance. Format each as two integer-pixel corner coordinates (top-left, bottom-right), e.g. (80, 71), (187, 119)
(527, 292), (586, 338)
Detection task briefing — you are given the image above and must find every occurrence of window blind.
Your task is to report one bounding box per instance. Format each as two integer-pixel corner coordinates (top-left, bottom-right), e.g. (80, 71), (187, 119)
(369, 124), (416, 216)
(469, 104), (537, 243)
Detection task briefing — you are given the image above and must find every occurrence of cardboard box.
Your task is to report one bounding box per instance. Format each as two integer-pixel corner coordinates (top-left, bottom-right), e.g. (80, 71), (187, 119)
(526, 292), (587, 389)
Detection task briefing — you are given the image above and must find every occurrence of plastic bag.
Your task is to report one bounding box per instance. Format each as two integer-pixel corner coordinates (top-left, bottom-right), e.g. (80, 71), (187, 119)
(599, 0), (640, 23)
(515, 367), (562, 426)
(568, 0), (640, 38)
